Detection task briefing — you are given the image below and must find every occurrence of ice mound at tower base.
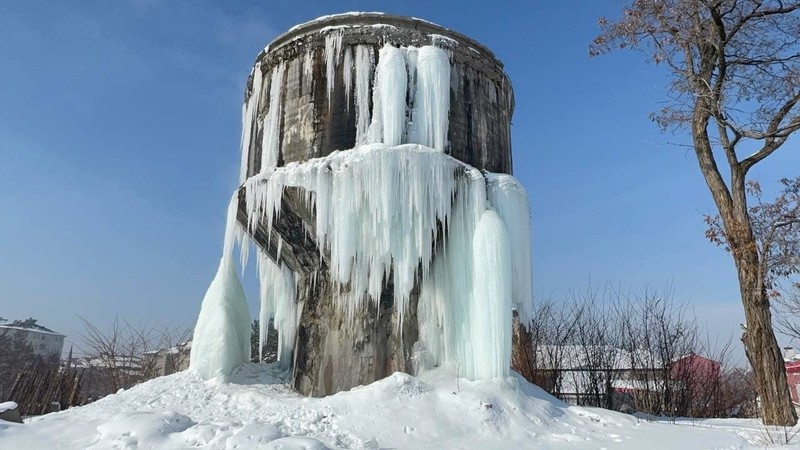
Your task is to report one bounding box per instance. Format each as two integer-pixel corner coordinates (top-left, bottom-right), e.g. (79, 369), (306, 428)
(0, 363), (773, 449)
(189, 257), (251, 380)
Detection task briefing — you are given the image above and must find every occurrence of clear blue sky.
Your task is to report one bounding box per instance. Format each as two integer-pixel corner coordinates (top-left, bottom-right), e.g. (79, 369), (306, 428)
(2, 1), (798, 358)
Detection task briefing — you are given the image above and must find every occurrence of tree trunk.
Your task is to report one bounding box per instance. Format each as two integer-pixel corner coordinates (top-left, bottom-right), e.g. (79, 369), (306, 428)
(737, 242), (798, 425)
(691, 104), (797, 426)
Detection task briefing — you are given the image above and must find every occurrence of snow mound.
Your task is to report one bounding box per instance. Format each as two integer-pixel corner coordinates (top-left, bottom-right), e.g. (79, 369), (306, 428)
(0, 402), (17, 414)
(0, 364), (777, 449)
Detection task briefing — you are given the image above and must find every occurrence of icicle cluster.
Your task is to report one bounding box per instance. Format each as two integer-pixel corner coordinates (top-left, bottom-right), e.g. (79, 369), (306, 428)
(245, 145), (459, 322)
(238, 60), (287, 181)
(243, 144), (531, 379)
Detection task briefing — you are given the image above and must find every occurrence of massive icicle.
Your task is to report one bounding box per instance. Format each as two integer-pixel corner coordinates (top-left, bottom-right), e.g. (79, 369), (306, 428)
(409, 46), (450, 152)
(470, 209), (513, 379)
(324, 29), (344, 101)
(414, 166), (490, 378)
(487, 174), (533, 323)
(342, 45), (353, 110)
(243, 143), (531, 380)
(257, 251), (299, 368)
(239, 63), (264, 183)
(260, 63), (286, 171)
(190, 197), (252, 379)
(367, 45), (407, 146)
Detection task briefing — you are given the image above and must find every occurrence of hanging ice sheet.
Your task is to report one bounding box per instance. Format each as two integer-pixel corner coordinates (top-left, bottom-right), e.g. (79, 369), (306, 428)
(243, 144), (531, 380)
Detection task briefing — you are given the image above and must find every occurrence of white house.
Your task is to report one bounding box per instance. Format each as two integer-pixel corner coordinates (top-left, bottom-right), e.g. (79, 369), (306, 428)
(0, 318), (65, 361)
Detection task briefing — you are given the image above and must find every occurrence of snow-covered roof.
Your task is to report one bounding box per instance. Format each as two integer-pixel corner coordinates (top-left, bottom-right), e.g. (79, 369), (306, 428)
(256, 12), (503, 72)
(533, 345), (664, 371)
(0, 319), (65, 337)
(0, 401), (17, 414)
(72, 356), (143, 370)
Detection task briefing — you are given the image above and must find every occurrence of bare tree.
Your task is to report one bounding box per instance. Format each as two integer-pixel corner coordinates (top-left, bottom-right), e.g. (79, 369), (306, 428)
(77, 316), (192, 397)
(612, 288), (701, 416)
(592, 1), (800, 425)
(523, 296), (581, 394)
(570, 287), (622, 410)
(521, 283), (757, 418)
(777, 285), (800, 340)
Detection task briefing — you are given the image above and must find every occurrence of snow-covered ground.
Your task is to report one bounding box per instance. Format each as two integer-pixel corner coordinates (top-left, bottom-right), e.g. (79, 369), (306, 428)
(0, 364), (794, 449)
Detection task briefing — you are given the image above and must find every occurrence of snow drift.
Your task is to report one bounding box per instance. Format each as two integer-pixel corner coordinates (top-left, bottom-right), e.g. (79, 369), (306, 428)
(0, 364), (774, 449)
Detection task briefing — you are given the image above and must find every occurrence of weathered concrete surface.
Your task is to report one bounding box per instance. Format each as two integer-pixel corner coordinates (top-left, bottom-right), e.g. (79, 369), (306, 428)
(237, 13), (516, 397)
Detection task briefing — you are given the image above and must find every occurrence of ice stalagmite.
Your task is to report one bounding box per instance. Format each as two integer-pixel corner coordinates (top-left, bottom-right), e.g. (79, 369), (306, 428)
(190, 197), (252, 379)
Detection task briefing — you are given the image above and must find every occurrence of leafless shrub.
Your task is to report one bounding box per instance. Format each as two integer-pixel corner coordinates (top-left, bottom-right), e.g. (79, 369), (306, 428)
(519, 283), (757, 418)
(77, 316), (192, 398)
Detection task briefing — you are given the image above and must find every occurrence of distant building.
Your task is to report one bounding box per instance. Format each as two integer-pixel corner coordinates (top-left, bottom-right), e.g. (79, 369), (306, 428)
(783, 347), (800, 405)
(531, 345), (723, 414)
(142, 341), (191, 377)
(671, 353), (722, 391)
(532, 345), (664, 410)
(0, 318), (64, 361)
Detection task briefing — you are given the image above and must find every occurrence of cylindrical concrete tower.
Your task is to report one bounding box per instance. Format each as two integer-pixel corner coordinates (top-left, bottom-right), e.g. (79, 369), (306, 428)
(235, 13), (522, 396)
(241, 12), (514, 177)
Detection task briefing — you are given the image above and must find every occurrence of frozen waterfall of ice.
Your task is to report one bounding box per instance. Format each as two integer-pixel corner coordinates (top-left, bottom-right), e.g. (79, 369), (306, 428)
(190, 197), (252, 380)
(201, 39), (532, 382)
(243, 144), (530, 380)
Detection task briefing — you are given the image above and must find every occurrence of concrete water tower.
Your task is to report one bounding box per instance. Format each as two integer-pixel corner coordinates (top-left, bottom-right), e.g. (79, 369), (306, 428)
(235, 13), (523, 396)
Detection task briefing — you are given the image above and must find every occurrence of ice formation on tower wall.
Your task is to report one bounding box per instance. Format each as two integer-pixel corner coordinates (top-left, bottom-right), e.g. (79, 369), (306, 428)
(193, 21), (531, 384)
(243, 43), (529, 380)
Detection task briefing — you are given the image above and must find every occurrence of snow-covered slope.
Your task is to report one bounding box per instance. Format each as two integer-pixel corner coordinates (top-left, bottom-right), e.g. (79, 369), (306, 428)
(0, 364), (784, 449)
